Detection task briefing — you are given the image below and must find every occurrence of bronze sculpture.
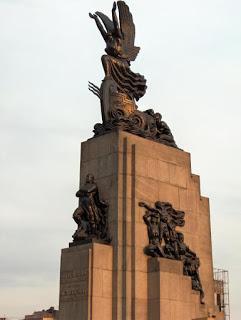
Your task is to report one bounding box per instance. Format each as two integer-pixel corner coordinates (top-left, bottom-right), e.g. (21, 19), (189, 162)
(89, 1), (178, 148)
(89, 1), (146, 102)
(139, 201), (204, 304)
(71, 174), (110, 244)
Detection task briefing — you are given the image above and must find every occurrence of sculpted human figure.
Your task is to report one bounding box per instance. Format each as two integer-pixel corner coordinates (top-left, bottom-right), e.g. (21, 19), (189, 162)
(176, 232), (205, 303)
(72, 174), (109, 242)
(89, 1), (178, 149)
(155, 201), (185, 259)
(139, 201), (184, 258)
(144, 110), (177, 148)
(139, 201), (204, 303)
(139, 202), (166, 257)
(89, 1), (146, 101)
(155, 115), (177, 147)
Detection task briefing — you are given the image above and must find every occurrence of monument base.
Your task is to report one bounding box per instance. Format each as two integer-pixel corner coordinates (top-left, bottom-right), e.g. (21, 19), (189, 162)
(59, 243), (113, 320)
(59, 130), (225, 320)
(148, 258), (207, 319)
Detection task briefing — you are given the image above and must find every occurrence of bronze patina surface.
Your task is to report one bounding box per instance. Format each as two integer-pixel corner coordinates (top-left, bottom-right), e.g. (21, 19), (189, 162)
(71, 174), (110, 245)
(89, 1), (177, 148)
(139, 201), (205, 304)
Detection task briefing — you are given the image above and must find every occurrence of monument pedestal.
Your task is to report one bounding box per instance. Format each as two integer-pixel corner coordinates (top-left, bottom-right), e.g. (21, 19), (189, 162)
(59, 242), (113, 320)
(59, 130), (224, 320)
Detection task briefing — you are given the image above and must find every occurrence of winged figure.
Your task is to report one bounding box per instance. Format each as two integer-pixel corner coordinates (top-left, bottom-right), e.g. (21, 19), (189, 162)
(89, 1), (147, 101)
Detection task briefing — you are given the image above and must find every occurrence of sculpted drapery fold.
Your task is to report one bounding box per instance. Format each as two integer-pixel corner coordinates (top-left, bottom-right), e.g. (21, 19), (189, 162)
(88, 1), (178, 148)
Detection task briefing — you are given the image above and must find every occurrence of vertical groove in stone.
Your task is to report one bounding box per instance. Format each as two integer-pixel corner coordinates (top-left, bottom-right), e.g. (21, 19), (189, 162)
(112, 132), (121, 320)
(122, 137), (128, 320)
(131, 144), (136, 320)
(89, 248), (93, 320)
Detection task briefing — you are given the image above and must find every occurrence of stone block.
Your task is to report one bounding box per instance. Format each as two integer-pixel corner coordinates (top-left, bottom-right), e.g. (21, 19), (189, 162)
(187, 189), (199, 213)
(92, 243), (113, 270)
(136, 176), (159, 202)
(60, 131), (218, 319)
(159, 299), (170, 320)
(189, 174), (201, 194)
(158, 181), (180, 209)
(97, 153), (116, 178)
(102, 270), (113, 298)
(170, 301), (192, 320)
(135, 298), (148, 320)
(95, 176), (117, 202)
(179, 187), (188, 210)
(169, 163), (187, 188)
(159, 258), (183, 274)
(183, 213), (199, 234)
(135, 246), (148, 272)
(59, 246), (91, 320)
(80, 158), (99, 184)
(125, 132), (190, 167)
(59, 243), (113, 320)
(92, 297), (112, 320)
(135, 155), (148, 177)
(147, 158), (170, 183)
(135, 222), (149, 248)
(198, 196), (210, 216)
(92, 268), (103, 297)
(135, 271), (148, 299)
(81, 131), (118, 162)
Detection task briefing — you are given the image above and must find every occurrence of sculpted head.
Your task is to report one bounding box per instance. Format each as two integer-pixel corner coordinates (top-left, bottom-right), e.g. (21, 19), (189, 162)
(154, 112), (162, 125)
(86, 174), (95, 184)
(155, 201), (163, 209)
(177, 232), (184, 243)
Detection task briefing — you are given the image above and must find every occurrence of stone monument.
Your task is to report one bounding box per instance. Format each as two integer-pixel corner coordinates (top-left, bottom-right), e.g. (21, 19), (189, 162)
(58, 2), (225, 319)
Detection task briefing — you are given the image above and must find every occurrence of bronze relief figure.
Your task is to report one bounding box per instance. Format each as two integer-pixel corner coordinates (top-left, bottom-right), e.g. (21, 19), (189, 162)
(139, 201), (204, 304)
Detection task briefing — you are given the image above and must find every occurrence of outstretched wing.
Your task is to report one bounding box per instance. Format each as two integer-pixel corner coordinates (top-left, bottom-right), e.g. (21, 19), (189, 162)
(117, 1), (140, 61)
(95, 11), (115, 33)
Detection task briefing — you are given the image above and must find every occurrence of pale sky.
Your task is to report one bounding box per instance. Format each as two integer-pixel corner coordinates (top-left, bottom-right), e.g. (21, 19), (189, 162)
(0, 0), (241, 319)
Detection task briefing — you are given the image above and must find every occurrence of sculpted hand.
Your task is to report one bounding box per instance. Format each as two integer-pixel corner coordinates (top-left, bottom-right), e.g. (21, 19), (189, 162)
(112, 2), (117, 11)
(89, 12), (97, 19)
(139, 202), (146, 207)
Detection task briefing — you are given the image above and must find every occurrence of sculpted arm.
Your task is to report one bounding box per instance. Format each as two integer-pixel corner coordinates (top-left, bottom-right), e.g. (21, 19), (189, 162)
(143, 211), (151, 226)
(89, 13), (108, 41)
(139, 202), (157, 213)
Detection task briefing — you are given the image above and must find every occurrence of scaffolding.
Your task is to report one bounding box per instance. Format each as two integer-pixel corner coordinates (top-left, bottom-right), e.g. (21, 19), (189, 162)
(214, 268), (230, 320)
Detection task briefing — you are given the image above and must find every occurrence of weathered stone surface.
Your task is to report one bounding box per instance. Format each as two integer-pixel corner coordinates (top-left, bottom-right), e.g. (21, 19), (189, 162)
(59, 130), (224, 320)
(59, 243), (113, 320)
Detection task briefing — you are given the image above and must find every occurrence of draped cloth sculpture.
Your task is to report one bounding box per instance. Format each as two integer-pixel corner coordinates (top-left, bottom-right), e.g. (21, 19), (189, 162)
(89, 1), (178, 148)
(139, 201), (205, 304)
(71, 174), (110, 244)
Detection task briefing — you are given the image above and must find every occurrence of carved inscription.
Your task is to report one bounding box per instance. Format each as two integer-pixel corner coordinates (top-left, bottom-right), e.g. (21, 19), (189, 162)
(60, 269), (89, 303)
